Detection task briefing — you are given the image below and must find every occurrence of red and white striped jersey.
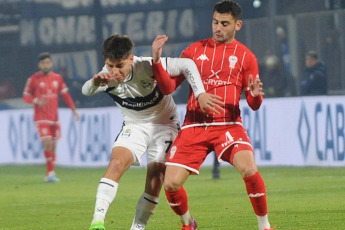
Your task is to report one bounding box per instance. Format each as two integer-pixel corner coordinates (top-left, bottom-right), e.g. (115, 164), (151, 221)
(181, 38), (262, 127)
(23, 71), (75, 123)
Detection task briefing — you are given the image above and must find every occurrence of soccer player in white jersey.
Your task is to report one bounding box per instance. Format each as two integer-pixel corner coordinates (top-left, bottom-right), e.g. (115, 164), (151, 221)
(82, 34), (223, 230)
(151, 1), (275, 230)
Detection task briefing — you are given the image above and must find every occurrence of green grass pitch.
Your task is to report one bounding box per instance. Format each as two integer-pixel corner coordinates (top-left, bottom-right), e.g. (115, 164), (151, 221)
(0, 165), (344, 229)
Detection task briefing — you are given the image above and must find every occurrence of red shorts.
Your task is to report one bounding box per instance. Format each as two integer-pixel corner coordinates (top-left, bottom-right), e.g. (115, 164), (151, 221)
(35, 122), (61, 140)
(166, 125), (253, 174)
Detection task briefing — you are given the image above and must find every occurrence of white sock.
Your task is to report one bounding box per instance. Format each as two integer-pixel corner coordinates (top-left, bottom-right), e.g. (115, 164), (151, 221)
(180, 210), (192, 225)
(130, 192), (159, 230)
(257, 214), (270, 230)
(91, 178), (118, 225)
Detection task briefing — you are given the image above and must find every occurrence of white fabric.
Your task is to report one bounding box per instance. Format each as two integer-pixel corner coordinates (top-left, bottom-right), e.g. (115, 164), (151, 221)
(113, 122), (178, 166)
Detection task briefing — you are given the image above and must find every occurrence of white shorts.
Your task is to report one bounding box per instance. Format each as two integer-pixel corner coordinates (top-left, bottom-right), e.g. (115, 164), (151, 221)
(113, 123), (179, 166)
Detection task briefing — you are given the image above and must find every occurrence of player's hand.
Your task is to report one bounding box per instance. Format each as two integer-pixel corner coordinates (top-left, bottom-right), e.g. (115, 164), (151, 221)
(152, 35), (168, 64)
(92, 73), (114, 86)
(249, 74), (264, 97)
(72, 109), (80, 121)
(197, 93), (224, 115)
(34, 97), (47, 107)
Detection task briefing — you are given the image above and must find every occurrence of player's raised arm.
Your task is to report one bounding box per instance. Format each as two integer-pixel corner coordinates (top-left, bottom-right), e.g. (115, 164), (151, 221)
(152, 35), (224, 114)
(245, 74), (264, 111)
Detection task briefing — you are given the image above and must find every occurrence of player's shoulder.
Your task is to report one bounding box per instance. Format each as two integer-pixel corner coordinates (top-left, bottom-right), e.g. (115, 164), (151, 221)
(234, 39), (256, 57)
(188, 38), (209, 49)
(132, 56), (153, 74)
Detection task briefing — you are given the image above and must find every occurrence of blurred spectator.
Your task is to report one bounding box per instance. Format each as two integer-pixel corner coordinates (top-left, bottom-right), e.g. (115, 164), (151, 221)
(0, 78), (17, 99)
(275, 26), (291, 74)
(322, 29), (341, 90)
(299, 51), (328, 95)
(260, 54), (296, 97)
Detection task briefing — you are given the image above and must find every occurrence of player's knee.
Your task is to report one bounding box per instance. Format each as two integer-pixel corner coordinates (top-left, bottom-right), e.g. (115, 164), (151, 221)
(163, 178), (182, 191)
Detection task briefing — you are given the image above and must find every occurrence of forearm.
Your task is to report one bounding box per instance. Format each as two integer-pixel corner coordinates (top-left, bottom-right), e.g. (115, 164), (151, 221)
(245, 90), (263, 110)
(61, 92), (76, 109)
(165, 58), (206, 98)
(81, 79), (105, 96)
(152, 61), (180, 95)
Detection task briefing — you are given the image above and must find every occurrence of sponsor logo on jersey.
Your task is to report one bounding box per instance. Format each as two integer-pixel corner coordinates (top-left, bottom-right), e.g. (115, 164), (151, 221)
(197, 54), (209, 61)
(52, 80), (59, 88)
(121, 128), (131, 137)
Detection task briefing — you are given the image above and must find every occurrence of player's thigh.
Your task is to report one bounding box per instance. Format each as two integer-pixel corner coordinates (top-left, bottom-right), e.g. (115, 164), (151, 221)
(113, 123), (149, 166)
(147, 124), (179, 165)
(212, 125), (253, 164)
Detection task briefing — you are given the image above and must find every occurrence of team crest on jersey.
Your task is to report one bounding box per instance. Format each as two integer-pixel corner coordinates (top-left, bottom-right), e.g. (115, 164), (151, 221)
(140, 80), (152, 89)
(196, 54), (209, 61)
(229, 55), (238, 69)
(121, 128), (131, 137)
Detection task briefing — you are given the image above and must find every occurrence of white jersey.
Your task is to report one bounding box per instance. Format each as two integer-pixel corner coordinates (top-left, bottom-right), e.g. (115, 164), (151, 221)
(82, 56), (204, 124)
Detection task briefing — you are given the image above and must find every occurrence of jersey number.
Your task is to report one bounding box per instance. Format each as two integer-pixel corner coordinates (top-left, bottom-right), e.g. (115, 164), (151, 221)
(164, 141), (173, 153)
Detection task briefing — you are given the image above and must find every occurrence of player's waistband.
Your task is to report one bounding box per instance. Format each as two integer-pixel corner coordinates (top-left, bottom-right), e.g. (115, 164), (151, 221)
(181, 121), (242, 130)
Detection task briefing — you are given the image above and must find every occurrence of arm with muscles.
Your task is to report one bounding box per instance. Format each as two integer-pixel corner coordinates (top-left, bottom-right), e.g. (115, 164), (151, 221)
(152, 35), (224, 114)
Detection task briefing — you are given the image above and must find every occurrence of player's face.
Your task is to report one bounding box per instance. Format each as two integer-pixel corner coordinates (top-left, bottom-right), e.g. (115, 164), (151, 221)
(38, 58), (53, 75)
(212, 11), (242, 44)
(105, 54), (134, 82)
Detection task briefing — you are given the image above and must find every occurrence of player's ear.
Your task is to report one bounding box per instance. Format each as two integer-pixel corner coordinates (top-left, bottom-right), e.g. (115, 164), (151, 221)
(235, 20), (242, 31)
(129, 54), (134, 64)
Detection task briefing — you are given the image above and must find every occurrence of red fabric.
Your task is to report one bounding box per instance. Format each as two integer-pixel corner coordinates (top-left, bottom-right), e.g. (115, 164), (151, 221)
(44, 151), (55, 175)
(152, 61), (185, 95)
(164, 187), (189, 215)
(245, 91), (263, 111)
(243, 172), (268, 216)
(166, 125), (253, 174)
(22, 71), (75, 122)
(180, 38), (262, 125)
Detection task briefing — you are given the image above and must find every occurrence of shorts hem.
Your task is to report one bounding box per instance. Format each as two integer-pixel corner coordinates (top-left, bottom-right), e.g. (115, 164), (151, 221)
(165, 162), (199, 175)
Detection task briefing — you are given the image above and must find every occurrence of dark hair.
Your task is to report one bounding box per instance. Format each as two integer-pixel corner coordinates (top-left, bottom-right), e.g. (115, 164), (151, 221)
(38, 52), (51, 61)
(306, 50), (318, 59)
(102, 34), (134, 61)
(214, 0), (242, 20)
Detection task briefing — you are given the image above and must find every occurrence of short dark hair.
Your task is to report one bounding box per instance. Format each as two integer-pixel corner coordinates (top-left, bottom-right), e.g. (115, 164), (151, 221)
(214, 0), (242, 20)
(102, 34), (134, 61)
(306, 50), (318, 59)
(38, 52), (51, 61)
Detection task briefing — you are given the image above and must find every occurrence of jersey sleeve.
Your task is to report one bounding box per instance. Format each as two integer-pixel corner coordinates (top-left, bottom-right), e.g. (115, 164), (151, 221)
(22, 77), (35, 104)
(153, 57), (206, 98)
(243, 52), (263, 110)
(152, 60), (184, 95)
(59, 76), (76, 109)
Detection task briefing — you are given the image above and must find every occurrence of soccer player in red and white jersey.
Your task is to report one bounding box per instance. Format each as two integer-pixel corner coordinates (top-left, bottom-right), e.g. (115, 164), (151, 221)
(151, 1), (274, 230)
(23, 52), (79, 183)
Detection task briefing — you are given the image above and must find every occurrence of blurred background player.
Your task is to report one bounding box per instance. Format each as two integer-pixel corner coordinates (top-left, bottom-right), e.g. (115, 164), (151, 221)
(22, 52), (79, 183)
(82, 34), (222, 230)
(151, 1), (274, 229)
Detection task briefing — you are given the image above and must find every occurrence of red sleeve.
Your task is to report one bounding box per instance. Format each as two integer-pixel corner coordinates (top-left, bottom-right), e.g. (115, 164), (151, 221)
(62, 92), (76, 109)
(59, 76), (76, 109)
(243, 51), (262, 110)
(22, 78), (34, 103)
(245, 91), (262, 111)
(152, 61), (185, 95)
